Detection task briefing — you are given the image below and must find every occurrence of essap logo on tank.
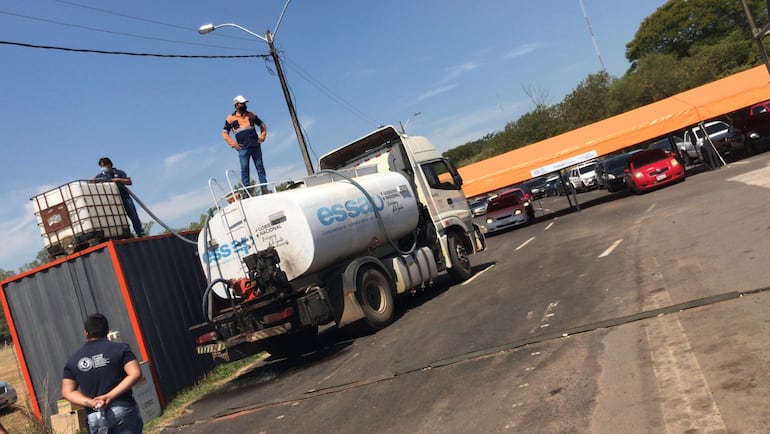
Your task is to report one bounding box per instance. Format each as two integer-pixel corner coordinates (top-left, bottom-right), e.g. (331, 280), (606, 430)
(316, 194), (386, 226)
(201, 236), (252, 264)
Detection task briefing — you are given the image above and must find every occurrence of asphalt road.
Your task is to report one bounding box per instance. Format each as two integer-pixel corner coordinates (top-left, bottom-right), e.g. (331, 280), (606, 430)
(162, 152), (770, 433)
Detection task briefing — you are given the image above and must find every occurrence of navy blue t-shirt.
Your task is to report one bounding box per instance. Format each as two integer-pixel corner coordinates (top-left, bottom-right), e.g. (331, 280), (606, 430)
(94, 168), (131, 202)
(63, 339), (137, 410)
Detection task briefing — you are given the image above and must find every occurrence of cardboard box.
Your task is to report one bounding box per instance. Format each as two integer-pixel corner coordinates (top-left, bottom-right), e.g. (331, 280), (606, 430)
(50, 409), (86, 434)
(56, 399), (83, 414)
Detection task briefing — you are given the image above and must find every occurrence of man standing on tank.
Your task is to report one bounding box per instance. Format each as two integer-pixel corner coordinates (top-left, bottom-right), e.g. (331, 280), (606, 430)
(222, 95), (270, 195)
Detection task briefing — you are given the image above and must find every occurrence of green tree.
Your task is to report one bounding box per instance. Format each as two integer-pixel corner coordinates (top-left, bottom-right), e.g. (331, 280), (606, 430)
(0, 269), (13, 343)
(626, 0), (765, 67)
(559, 71), (616, 130)
(18, 248), (49, 272)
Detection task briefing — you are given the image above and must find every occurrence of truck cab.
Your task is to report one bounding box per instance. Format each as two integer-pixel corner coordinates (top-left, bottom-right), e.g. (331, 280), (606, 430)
(319, 125), (486, 280)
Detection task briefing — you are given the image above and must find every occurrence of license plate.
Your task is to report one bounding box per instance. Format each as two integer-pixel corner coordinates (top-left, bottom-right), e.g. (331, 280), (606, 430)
(655, 174), (667, 181)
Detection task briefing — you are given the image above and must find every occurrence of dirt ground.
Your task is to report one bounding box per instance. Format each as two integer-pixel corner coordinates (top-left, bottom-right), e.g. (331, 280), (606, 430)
(0, 345), (46, 433)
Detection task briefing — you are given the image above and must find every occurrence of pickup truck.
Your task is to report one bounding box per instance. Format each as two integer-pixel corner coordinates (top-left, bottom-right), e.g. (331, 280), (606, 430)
(682, 121), (745, 157)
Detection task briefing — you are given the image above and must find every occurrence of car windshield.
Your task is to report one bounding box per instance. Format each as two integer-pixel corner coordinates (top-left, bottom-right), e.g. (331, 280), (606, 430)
(486, 196), (519, 212)
(578, 163), (596, 174)
(704, 122), (727, 135)
(605, 156), (629, 170)
(511, 190), (525, 200)
(630, 150), (668, 167)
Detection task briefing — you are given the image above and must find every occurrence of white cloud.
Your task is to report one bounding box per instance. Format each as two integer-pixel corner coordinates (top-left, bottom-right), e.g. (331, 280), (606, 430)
(163, 147), (217, 170)
(416, 84), (458, 103)
(504, 43), (541, 60)
(444, 62), (481, 82)
(425, 99), (531, 151)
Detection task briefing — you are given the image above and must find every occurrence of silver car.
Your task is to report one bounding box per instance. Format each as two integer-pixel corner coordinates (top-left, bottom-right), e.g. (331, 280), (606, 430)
(0, 381), (17, 411)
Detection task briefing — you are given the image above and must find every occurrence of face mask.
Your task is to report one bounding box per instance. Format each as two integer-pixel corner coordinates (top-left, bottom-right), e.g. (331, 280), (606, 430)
(100, 167), (109, 174)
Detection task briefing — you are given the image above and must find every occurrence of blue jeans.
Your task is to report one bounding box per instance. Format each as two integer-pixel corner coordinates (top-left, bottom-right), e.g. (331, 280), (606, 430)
(86, 403), (143, 434)
(122, 197), (144, 236)
(239, 145), (267, 187)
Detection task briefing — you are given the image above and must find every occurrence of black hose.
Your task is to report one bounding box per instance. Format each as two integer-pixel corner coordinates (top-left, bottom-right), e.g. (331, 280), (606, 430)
(123, 186), (197, 245)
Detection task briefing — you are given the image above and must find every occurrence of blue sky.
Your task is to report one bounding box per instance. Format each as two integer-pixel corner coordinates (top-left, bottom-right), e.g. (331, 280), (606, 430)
(0, 0), (665, 272)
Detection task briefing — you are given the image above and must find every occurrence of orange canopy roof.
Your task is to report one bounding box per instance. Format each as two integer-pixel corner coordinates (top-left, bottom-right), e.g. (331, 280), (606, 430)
(459, 65), (770, 198)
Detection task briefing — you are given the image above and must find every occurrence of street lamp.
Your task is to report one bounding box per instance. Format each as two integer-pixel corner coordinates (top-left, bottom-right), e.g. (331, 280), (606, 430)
(198, 2), (315, 175)
(399, 111), (421, 134)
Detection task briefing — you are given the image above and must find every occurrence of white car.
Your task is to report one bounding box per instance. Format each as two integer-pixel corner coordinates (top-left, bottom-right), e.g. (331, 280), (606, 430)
(568, 162), (598, 192)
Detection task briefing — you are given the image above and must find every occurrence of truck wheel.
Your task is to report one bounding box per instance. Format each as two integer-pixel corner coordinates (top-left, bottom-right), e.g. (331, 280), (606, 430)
(447, 232), (472, 282)
(356, 266), (395, 330)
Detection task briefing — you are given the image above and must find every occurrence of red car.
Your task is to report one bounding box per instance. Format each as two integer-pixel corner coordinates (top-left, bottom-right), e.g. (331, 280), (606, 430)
(506, 187), (535, 219)
(624, 148), (685, 194)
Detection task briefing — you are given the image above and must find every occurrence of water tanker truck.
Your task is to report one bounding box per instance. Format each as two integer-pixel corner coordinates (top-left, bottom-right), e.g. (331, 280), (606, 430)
(190, 125), (486, 361)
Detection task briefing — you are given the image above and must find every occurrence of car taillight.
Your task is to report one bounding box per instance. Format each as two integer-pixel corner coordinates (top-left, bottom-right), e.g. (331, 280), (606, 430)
(195, 331), (217, 345)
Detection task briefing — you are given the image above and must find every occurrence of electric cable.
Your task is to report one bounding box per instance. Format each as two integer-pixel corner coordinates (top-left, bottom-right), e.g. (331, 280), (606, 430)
(0, 40), (269, 58)
(0, 9), (260, 52)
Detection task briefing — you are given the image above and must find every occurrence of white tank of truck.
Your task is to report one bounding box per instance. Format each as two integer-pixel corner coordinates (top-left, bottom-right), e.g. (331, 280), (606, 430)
(200, 170), (419, 296)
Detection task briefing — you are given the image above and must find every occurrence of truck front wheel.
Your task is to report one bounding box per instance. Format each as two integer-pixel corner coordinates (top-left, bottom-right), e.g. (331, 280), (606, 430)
(356, 266), (395, 330)
(447, 232), (472, 282)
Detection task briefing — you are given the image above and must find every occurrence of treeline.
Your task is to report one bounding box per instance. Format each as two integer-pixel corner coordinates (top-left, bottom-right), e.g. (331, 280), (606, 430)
(445, 0), (769, 167)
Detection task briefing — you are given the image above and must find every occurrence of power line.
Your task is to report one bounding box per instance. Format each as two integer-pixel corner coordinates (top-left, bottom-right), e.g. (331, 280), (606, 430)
(0, 40), (270, 59)
(283, 54), (379, 127)
(0, 9), (263, 53)
(52, 0), (256, 43)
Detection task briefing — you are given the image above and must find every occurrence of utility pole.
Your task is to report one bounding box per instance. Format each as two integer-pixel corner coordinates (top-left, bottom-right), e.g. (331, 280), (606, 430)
(266, 30), (314, 175)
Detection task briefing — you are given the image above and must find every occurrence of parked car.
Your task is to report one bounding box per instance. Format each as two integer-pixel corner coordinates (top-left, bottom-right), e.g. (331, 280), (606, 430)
(749, 99), (770, 115)
(568, 161), (598, 192)
(624, 148), (685, 194)
(544, 174), (572, 196)
(483, 189), (530, 234)
(505, 187), (535, 219)
(520, 177), (548, 199)
(682, 120), (745, 157)
(647, 135), (698, 166)
(734, 111), (770, 150)
(468, 197), (490, 217)
(0, 381), (17, 411)
(595, 153), (631, 192)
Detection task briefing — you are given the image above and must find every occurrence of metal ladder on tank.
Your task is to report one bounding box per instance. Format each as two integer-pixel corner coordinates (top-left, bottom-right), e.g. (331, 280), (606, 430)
(207, 169), (257, 279)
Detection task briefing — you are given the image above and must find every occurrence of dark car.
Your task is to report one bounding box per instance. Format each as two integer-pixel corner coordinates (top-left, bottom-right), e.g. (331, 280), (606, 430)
(520, 177), (548, 199)
(596, 153), (631, 192)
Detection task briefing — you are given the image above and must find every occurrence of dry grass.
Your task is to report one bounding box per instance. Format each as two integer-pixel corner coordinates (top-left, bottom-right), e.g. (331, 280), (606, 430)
(0, 345), (47, 433)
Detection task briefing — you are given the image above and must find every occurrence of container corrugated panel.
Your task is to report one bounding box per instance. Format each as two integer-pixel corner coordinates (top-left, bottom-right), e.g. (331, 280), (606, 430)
(113, 232), (214, 403)
(2, 250), (141, 417)
(0, 232), (214, 421)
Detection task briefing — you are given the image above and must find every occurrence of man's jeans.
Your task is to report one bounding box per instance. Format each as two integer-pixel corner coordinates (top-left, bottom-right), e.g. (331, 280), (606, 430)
(239, 145), (267, 188)
(86, 403), (143, 434)
(123, 197), (144, 237)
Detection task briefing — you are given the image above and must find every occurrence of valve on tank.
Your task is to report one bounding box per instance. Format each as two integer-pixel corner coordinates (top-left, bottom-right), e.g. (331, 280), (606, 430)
(242, 246), (293, 297)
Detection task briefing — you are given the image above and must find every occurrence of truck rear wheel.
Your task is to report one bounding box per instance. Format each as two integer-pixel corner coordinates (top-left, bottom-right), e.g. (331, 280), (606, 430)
(356, 266), (395, 330)
(447, 232), (472, 282)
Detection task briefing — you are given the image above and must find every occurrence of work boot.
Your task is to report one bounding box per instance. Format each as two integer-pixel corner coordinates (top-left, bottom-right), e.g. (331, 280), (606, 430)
(261, 186), (271, 195)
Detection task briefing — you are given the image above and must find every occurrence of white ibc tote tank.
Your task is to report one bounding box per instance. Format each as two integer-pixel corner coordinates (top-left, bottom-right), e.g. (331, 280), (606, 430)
(201, 171), (420, 286)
